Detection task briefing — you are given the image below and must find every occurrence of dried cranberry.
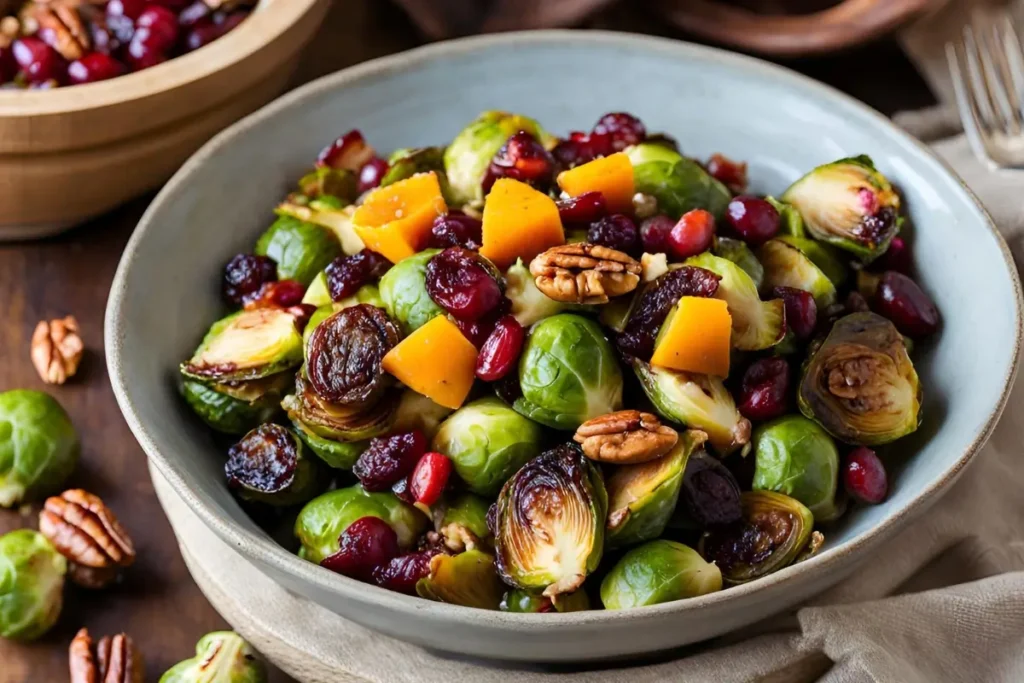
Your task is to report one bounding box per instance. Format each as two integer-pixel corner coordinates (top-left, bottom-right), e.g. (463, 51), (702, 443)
(151, 0), (191, 10)
(67, 52), (126, 85)
(668, 209), (716, 261)
(225, 424), (300, 498)
(243, 279), (305, 310)
(427, 214), (483, 251)
(391, 476), (415, 504)
(876, 236), (910, 273)
(107, 0), (147, 20)
(494, 372), (522, 405)
(552, 136), (594, 169)
(680, 452), (743, 527)
(409, 452), (453, 507)
(587, 214), (640, 255)
(357, 157), (389, 193)
(706, 153), (748, 193)
(372, 550), (438, 594)
(476, 315), (525, 381)
(873, 271), (939, 338)
(482, 131), (555, 193)
(287, 303), (316, 332)
(325, 249), (391, 302)
(178, 0), (211, 27)
(771, 286), (817, 340)
(223, 253), (277, 306)
(183, 15), (240, 52)
(592, 112), (646, 151)
(104, 14), (136, 46)
(640, 215), (675, 254)
(425, 247), (503, 321)
(12, 38), (67, 85)
(843, 447), (887, 504)
(321, 517), (400, 581)
(0, 47), (14, 82)
(454, 298), (510, 348)
(317, 130), (374, 171)
(726, 196), (780, 246)
(556, 192), (608, 225)
(354, 431), (427, 492)
(738, 357), (790, 422)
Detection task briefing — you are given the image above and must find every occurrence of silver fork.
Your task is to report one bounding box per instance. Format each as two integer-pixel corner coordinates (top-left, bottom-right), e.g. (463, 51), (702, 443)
(947, 12), (1024, 169)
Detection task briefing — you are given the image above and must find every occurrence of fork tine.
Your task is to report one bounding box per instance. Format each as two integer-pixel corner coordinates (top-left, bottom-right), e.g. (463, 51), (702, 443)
(947, 40), (997, 168)
(995, 14), (1024, 129)
(962, 23), (1002, 135)
(975, 17), (1019, 135)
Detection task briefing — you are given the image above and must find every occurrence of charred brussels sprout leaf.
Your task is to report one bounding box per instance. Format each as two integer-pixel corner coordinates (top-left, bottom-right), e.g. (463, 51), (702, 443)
(699, 491), (813, 584)
(758, 238), (839, 309)
(799, 312), (921, 445)
(283, 377), (397, 443)
(514, 314), (623, 430)
(676, 450), (743, 528)
(0, 390), (79, 508)
(379, 249), (445, 335)
(306, 305), (400, 407)
(290, 418), (367, 470)
(494, 445), (607, 597)
(415, 549), (505, 610)
(181, 373), (289, 436)
(0, 530), (66, 641)
(629, 144), (731, 220)
(225, 424), (324, 506)
(500, 588), (590, 613)
(713, 237), (764, 290)
(753, 415), (840, 522)
(181, 309), (304, 383)
(600, 539), (721, 610)
(277, 201), (365, 257)
(506, 258), (571, 326)
(296, 166), (358, 203)
(159, 631), (267, 683)
(255, 215), (342, 286)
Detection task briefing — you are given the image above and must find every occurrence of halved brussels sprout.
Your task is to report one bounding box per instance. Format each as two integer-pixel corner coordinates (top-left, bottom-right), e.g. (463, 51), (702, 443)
(766, 196), (805, 238)
(781, 155), (900, 262)
(181, 309), (304, 383)
(629, 144), (731, 220)
(282, 376), (397, 442)
(393, 389), (454, 441)
(435, 492), (493, 550)
(799, 312), (921, 445)
(0, 529), (66, 640)
(712, 237), (764, 290)
(624, 142), (684, 166)
(499, 587), (590, 613)
(296, 166), (358, 203)
(758, 238), (838, 309)
(379, 249), (445, 335)
(779, 235), (848, 289)
(277, 200), (365, 257)
(294, 485), (427, 563)
(0, 390), (79, 508)
(415, 549), (505, 610)
(255, 215), (342, 285)
(225, 424), (325, 506)
(505, 258), (570, 326)
(514, 314), (623, 430)
(159, 631), (267, 683)
(606, 430), (707, 549)
(181, 378), (284, 435)
(600, 539), (721, 610)
(753, 415), (840, 522)
(633, 360), (751, 456)
(290, 418), (367, 470)
(303, 271), (332, 308)
(683, 254), (785, 351)
(494, 444), (607, 597)
(699, 491), (813, 584)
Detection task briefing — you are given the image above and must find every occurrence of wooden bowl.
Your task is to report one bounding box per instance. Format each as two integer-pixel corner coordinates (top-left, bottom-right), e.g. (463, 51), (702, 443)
(0, 0), (330, 241)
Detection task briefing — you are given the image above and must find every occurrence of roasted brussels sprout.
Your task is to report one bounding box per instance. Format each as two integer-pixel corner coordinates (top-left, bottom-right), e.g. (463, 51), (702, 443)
(500, 587), (590, 613)
(302, 271), (332, 308)
(627, 143), (731, 220)
(0, 529), (67, 640)
(781, 155), (900, 262)
(676, 449), (742, 528)
(254, 215), (342, 285)
(435, 492), (493, 549)
(699, 490), (813, 584)
(180, 309), (304, 383)
(758, 238), (839, 309)
(294, 485), (427, 563)
(159, 631), (267, 683)
(600, 539), (721, 610)
(683, 254), (785, 351)
(416, 549), (505, 609)
(432, 397), (543, 496)
(393, 390), (454, 441)
(514, 314), (623, 430)
(378, 249), (445, 335)
(799, 312), (921, 445)
(713, 237), (764, 290)
(606, 430), (706, 549)
(283, 378), (397, 443)
(279, 199), (365, 257)
(225, 424), (325, 506)
(296, 166), (359, 203)
(633, 360), (750, 455)
(505, 258), (570, 326)
(181, 375), (287, 435)
(752, 415), (840, 522)
(0, 390), (79, 509)
(766, 196), (805, 238)
(290, 418), (367, 470)
(494, 444), (607, 597)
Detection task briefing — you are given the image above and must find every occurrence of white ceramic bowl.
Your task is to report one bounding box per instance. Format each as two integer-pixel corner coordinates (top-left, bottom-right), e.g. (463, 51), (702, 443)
(106, 31), (1022, 663)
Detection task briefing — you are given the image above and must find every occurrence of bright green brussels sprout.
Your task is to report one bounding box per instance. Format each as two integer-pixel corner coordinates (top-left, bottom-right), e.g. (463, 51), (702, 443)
(294, 485), (427, 563)
(600, 539), (721, 610)
(766, 196), (805, 238)
(290, 418), (367, 470)
(255, 215), (342, 285)
(624, 142), (684, 166)
(393, 389), (454, 441)
(799, 312), (921, 445)
(379, 249), (444, 335)
(758, 238), (838, 309)
(181, 378), (284, 435)
(499, 587), (590, 613)
(781, 155), (901, 262)
(752, 415), (840, 522)
(432, 397), (543, 496)
(444, 111), (555, 206)
(0, 529), (66, 640)
(713, 237), (764, 290)
(0, 390), (79, 508)
(514, 314), (623, 430)
(606, 430), (706, 549)
(277, 200), (365, 257)
(505, 258), (571, 326)
(180, 309), (304, 383)
(633, 360), (751, 456)
(292, 166), (358, 203)
(494, 444), (607, 597)
(628, 143), (731, 220)
(683, 253), (785, 351)
(225, 424), (325, 506)
(699, 491), (814, 584)
(779, 235), (848, 289)
(159, 631), (267, 683)
(416, 549), (505, 610)
(283, 377), (397, 443)
(435, 492), (493, 549)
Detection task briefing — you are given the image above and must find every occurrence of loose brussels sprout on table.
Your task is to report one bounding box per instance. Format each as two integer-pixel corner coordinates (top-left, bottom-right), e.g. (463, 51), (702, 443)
(0, 529), (67, 640)
(160, 631), (267, 683)
(0, 390), (79, 508)
(185, 113), (938, 611)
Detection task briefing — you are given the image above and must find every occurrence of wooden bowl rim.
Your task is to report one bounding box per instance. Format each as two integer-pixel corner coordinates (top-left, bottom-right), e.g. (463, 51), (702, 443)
(0, 0), (320, 117)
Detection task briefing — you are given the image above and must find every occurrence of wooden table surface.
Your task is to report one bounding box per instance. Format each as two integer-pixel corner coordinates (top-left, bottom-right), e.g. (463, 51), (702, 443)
(0, 2), (934, 681)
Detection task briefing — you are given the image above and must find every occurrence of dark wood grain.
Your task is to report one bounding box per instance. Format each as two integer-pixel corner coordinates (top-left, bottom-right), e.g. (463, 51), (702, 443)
(0, 1), (930, 681)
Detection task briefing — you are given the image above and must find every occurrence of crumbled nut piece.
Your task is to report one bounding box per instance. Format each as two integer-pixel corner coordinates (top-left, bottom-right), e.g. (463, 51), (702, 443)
(32, 3), (90, 60)
(70, 628), (145, 683)
(31, 315), (84, 385)
(530, 243), (641, 304)
(640, 252), (668, 283)
(632, 192), (658, 220)
(574, 410), (678, 464)
(39, 489), (135, 589)
(438, 523), (479, 553)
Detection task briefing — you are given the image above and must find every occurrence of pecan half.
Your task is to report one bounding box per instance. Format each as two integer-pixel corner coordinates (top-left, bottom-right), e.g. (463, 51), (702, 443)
(530, 243), (641, 304)
(39, 489), (135, 589)
(31, 315), (84, 385)
(574, 410), (678, 464)
(70, 628), (145, 683)
(33, 3), (90, 60)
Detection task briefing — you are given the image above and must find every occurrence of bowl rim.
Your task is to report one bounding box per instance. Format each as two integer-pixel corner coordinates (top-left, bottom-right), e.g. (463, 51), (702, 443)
(106, 29), (1023, 630)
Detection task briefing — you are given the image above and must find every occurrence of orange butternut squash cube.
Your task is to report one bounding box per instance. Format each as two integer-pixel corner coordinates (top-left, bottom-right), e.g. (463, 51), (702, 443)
(651, 296), (732, 377)
(382, 315), (478, 409)
(556, 152), (635, 213)
(480, 178), (564, 269)
(353, 172), (447, 263)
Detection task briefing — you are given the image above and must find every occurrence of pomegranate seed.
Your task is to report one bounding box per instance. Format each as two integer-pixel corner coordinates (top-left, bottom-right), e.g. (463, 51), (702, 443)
(178, 0), (212, 27)
(483, 131), (555, 193)
(243, 279), (305, 310)
(556, 192), (608, 225)
(587, 214), (640, 254)
(320, 517), (399, 581)
(874, 271), (939, 338)
(425, 247), (503, 321)
(592, 112), (646, 151)
(738, 357), (790, 421)
(706, 153), (748, 193)
(317, 130), (374, 171)
(372, 550), (439, 594)
(876, 236), (911, 274)
(843, 447), (888, 504)
(771, 286), (817, 340)
(107, 0), (147, 20)
(12, 38), (67, 84)
(476, 315), (525, 381)
(67, 52), (126, 85)
(409, 452), (453, 507)
(640, 215), (675, 254)
(125, 6), (179, 70)
(427, 214), (483, 251)
(726, 196), (780, 246)
(354, 431), (427, 492)
(326, 249), (391, 301)
(223, 253), (277, 305)
(668, 209), (716, 260)
(357, 157), (389, 193)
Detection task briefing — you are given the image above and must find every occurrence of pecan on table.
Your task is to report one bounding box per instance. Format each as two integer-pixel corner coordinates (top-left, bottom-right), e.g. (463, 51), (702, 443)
(31, 2), (90, 60)
(573, 410), (678, 464)
(39, 489), (135, 589)
(70, 628), (145, 683)
(529, 243), (641, 304)
(31, 315), (84, 385)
